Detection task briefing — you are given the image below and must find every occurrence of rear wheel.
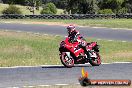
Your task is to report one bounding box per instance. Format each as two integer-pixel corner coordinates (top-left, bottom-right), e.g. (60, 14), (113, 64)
(89, 52), (101, 66)
(60, 52), (74, 68)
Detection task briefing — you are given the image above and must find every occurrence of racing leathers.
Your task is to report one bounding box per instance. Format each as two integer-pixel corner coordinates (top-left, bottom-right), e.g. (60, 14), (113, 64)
(68, 30), (87, 52)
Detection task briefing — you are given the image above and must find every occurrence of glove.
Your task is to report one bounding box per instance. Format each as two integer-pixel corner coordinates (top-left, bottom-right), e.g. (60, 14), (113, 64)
(81, 41), (87, 47)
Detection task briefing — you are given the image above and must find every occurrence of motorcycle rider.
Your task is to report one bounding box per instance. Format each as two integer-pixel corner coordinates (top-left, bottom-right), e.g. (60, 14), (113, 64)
(67, 25), (87, 51)
(67, 24), (97, 58)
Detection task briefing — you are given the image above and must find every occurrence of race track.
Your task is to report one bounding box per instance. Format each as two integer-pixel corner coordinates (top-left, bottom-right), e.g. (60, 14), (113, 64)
(0, 63), (132, 87)
(0, 23), (132, 41)
(0, 23), (132, 87)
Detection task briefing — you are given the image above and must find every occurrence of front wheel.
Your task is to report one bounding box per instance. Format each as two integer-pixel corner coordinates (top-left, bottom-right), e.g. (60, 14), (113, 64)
(60, 52), (74, 68)
(89, 52), (101, 66)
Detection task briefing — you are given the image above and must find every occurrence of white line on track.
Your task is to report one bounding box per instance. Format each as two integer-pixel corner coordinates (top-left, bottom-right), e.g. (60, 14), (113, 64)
(26, 32), (32, 34)
(114, 62), (132, 63)
(34, 33), (40, 35)
(22, 23), (29, 24)
(38, 85), (51, 87)
(101, 63), (110, 64)
(122, 41), (127, 42)
(9, 84), (78, 88)
(0, 65), (63, 69)
(43, 34), (48, 35)
(55, 35), (60, 37)
(0, 62), (131, 69)
(23, 86), (35, 88)
(4, 22), (11, 24)
(108, 40), (113, 41)
(7, 87), (20, 88)
(75, 83), (80, 85)
(7, 83), (79, 88)
(16, 31), (22, 33)
(97, 39), (128, 43)
(97, 39), (102, 40)
(92, 27), (107, 29)
(111, 28), (132, 30)
(5, 30), (9, 32)
(55, 84), (69, 86)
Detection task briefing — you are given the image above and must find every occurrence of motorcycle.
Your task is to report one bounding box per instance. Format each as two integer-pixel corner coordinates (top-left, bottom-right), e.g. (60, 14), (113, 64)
(59, 36), (101, 68)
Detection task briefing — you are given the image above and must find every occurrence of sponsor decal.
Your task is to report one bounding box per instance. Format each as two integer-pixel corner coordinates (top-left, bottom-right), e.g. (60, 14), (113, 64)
(79, 68), (131, 86)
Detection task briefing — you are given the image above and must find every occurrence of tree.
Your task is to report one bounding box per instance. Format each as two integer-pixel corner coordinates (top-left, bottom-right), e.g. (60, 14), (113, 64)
(117, 7), (128, 14)
(55, 0), (68, 9)
(1, 0), (26, 5)
(12, 0), (26, 5)
(78, 0), (94, 14)
(25, 0), (42, 15)
(65, 0), (99, 14)
(92, 0), (99, 14)
(1, 0), (8, 4)
(98, 9), (114, 14)
(2, 5), (22, 14)
(1, 0), (25, 5)
(98, 0), (125, 14)
(123, 0), (132, 13)
(41, 2), (57, 14)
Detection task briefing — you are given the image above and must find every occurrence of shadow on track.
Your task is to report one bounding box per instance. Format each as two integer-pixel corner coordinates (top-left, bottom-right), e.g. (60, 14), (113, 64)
(41, 64), (93, 68)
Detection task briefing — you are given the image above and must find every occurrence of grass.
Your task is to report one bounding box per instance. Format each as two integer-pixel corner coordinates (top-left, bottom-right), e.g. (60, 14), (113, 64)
(0, 3), (64, 15)
(59, 19), (132, 29)
(0, 30), (132, 67)
(0, 30), (62, 67)
(0, 19), (132, 29)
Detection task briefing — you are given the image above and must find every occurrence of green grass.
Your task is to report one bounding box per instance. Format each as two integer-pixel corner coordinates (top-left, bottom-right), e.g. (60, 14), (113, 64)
(59, 19), (132, 29)
(0, 30), (132, 67)
(0, 19), (132, 29)
(0, 3), (64, 15)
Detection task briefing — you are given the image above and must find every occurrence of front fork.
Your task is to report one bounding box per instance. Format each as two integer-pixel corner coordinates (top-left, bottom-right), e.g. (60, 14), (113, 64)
(86, 50), (97, 61)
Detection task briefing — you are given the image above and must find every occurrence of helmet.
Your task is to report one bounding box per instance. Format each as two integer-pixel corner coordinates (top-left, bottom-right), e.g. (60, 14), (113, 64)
(67, 25), (75, 34)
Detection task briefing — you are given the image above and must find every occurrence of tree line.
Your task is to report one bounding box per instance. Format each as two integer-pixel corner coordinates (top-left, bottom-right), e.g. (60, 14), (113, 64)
(0, 0), (132, 14)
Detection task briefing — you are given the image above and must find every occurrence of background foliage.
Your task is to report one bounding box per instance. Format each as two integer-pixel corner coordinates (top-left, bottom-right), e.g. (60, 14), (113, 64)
(2, 5), (22, 14)
(0, 0), (132, 14)
(41, 2), (57, 14)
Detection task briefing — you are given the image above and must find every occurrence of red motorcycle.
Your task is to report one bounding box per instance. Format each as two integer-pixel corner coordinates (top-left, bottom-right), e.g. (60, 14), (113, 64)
(59, 36), (101, 68)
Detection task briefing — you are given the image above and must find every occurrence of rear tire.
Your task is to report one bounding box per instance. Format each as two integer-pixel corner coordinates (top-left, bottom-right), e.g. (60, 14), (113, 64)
(89, 52), (101, 66)
(60, 52), (74, 68)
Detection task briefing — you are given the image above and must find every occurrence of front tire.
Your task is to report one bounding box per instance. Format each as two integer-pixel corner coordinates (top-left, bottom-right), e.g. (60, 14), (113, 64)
(89, 52), (101, 66)
(60, 52), (74, 68)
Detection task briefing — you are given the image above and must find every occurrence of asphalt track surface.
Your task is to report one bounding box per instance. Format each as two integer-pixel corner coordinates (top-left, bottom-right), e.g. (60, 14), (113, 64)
(0, 63), (132, 87)
(0, 23), (132, 41)
(0, 23), (132, 87)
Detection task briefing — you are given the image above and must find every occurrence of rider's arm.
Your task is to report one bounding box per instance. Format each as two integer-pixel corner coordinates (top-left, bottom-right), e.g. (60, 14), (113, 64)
(73, 31), (80, 42)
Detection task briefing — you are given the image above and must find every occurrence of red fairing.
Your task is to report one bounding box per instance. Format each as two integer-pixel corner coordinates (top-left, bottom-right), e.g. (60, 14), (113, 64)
(59, 36), (101, 68)
(64, 37), (84, 57)
(87, 42), (97, 50)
